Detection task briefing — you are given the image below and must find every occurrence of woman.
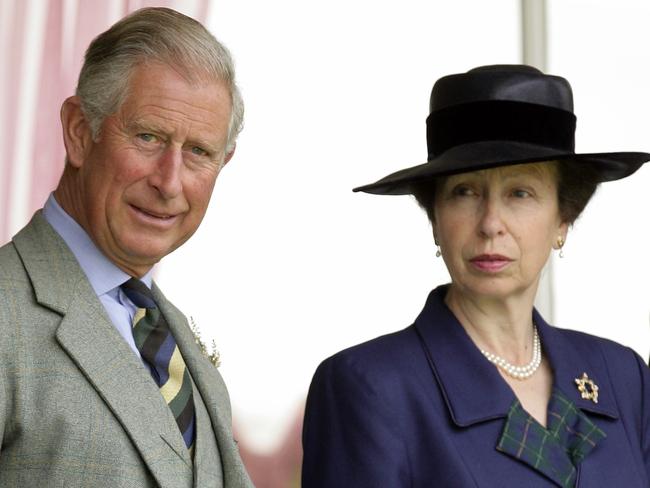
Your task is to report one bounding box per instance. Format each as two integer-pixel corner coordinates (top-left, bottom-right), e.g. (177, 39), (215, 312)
(301, 65), (650, 487)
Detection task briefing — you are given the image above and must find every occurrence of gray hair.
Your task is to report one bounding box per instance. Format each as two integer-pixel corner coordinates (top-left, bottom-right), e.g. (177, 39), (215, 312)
(76, 7), (243, 154)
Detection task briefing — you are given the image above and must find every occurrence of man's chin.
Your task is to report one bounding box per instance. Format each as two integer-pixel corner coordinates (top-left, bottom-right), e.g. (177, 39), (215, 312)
(108, 240), (176, 276)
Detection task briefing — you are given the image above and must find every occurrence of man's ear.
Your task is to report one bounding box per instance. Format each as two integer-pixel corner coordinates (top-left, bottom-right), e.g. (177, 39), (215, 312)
(60, 96), (94, 168)
(223, 143), (236, 165)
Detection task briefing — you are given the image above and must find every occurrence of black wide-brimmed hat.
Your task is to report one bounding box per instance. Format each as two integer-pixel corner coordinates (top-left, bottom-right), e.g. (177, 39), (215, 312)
(354, 64), (650, 195)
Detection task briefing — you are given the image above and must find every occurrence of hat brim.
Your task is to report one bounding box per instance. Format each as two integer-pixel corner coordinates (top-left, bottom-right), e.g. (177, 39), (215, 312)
(353, 141), (650, 195)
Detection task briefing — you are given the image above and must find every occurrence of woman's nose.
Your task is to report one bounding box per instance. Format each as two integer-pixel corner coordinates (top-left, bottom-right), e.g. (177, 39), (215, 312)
(477, 197), (507, 238)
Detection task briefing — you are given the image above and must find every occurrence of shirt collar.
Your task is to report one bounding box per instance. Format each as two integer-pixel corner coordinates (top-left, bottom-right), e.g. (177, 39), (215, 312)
(43, 194), (153, 294)
(414, 285), (619, 427)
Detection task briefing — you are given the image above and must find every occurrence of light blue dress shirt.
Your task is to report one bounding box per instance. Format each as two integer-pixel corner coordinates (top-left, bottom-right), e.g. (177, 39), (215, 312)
(43, 194), (152, 360)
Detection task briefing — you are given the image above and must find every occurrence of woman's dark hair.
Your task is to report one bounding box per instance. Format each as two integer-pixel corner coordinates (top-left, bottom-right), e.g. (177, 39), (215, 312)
(412, 161), (600, 225)
(556, 161), (601, 223)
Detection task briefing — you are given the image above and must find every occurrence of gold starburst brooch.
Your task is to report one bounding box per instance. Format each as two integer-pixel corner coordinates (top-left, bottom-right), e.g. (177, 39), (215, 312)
(190, 316), (221, 368)
(575, 372), (599, 403)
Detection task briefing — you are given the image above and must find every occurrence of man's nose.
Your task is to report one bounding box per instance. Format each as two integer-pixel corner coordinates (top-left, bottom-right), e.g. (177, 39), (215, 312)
(149, 147), (183, 199)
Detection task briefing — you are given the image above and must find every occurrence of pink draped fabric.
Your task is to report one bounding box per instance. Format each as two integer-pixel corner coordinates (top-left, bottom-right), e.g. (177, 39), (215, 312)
(29, 1), (67, 219)
(237, 413), (304, 488)
(1, 1), (29, 244)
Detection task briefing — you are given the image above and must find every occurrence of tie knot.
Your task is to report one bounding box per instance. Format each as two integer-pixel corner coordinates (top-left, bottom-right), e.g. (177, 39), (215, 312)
(121, 278), (156, 309)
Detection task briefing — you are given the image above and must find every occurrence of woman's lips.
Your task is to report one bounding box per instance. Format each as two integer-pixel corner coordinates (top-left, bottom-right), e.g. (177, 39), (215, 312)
(469, 254), (513, 272)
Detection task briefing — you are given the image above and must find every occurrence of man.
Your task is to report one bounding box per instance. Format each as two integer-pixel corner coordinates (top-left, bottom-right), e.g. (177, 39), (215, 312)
(0, 8), (253, 487)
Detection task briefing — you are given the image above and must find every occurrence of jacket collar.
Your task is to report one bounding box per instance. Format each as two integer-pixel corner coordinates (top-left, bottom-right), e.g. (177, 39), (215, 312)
(414, 285), (619, 427)
(152, 283), (254, 488)
(14, 212), (253, 487)
(537, 311), (618, 419)
(13, 212), (194, 485)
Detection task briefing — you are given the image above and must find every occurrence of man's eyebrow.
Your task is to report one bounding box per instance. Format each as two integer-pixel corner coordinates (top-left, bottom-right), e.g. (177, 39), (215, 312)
(187, 137), (219, 153)
(126, 119), (221, 155)
(126, 120), (168, 134)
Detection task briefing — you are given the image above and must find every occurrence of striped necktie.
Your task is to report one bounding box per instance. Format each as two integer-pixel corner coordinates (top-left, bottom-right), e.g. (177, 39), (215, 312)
(121, 278), (196, 450)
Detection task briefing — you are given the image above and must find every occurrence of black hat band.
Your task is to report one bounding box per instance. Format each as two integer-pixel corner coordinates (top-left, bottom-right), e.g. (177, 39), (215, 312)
(426, 100), (577, 160)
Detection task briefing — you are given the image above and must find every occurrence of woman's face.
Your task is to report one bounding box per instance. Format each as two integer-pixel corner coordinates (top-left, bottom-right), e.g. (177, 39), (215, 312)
(433, 162), (568, 302)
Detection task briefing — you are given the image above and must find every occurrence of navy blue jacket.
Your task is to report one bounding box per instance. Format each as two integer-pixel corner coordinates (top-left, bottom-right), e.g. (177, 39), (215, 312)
(302, 285), (650, 487)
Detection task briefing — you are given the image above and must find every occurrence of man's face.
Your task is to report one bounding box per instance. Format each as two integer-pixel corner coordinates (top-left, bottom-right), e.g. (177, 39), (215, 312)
(65, 62), (233, 276)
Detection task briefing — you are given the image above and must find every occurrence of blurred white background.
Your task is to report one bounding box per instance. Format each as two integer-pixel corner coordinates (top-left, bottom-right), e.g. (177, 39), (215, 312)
(155, 0), (650, 453)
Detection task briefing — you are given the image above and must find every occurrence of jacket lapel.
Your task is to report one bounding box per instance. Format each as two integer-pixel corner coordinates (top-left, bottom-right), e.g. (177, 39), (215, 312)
(414, 285), (516, 426)
(536, 311), (619, 421)
(414, 286), (621, 424)
(13, 213), (192, 486)
(414, 285), (620, 486)
(190, 379), (225, 487)
(153, 284), (254, 488)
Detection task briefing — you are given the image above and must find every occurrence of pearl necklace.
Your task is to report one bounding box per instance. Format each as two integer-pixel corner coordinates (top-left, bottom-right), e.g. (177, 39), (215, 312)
(479, 326), (541, 380)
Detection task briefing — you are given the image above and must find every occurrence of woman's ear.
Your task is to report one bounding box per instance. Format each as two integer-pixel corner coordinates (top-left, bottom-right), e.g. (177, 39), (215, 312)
(432, 224), (439, 245)
(553, 222), (570, 249)
(559, 221), (569, 244)
(560, 221), (569, 240)
(60, 96), (93, 168)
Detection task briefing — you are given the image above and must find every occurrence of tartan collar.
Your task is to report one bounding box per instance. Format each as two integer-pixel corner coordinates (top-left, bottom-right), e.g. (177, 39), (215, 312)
(414, 285), (620, 427)
(496, 389), (606, 488)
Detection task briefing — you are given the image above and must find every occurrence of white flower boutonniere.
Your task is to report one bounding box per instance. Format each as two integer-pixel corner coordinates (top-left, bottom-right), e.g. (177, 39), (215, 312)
(189, 316), (221, 368)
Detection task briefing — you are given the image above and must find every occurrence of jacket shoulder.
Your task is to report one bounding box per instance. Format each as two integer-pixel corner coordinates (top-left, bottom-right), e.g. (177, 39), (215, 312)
(321, 325), (422, 373)
(555, 326), (643, 366)
(311, 325), (431, 407)
(0, 241), (29, 286)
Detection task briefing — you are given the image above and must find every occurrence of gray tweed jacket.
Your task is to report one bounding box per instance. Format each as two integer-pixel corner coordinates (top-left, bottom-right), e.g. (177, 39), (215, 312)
(0, 212), (254, 487)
